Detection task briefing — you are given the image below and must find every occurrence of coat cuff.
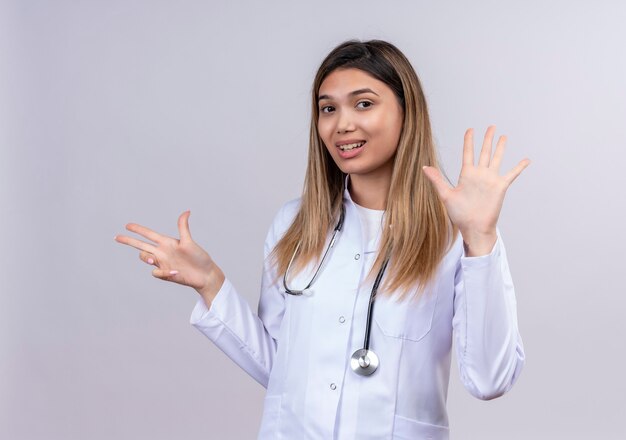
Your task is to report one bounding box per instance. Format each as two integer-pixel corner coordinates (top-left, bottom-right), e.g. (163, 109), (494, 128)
(189, 277), (234, 329)
(460, 232), (501, 267)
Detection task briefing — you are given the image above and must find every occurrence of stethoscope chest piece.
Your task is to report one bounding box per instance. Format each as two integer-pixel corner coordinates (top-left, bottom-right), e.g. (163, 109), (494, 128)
(350, 348), (379, 376)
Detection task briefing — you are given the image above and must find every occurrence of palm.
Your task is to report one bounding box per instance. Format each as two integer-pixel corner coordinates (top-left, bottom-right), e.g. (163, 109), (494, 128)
(423, 126), (530, 235)
(151, 234), (213, 289)
(114, 211), (215, 290)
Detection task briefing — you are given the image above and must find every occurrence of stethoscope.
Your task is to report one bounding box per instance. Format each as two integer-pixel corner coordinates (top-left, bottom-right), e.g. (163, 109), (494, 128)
(282, 204), (390, 376)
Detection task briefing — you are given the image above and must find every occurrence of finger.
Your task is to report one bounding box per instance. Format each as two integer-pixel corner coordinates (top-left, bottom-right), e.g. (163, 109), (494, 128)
(139, 251), (157, 266)
(478, 125), (496, 167)
(152, 268), (179, 280)
(422, 166), (452, 200)
(490, 135), (507, 172)
(124, 223), (170, 245)
(462, 128), (474, 167)
(503, 159), (531, 186)
(114, 234), (159, 254)
(178, 210), (193, 243)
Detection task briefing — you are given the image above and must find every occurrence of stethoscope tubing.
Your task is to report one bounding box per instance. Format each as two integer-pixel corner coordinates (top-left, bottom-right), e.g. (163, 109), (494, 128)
(363, 258), (389, 351)
(282, 206), (345, 296)
(282, 203), (390, 376)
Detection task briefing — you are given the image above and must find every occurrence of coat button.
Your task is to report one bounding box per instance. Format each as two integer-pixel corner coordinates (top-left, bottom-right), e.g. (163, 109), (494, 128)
(339, 316), (346, 323)
(354, 253), (360, 260)
(330, 383), (337, 390)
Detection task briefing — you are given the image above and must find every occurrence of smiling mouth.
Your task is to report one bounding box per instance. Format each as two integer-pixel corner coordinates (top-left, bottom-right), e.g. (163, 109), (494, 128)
(338, 141), (366, 151)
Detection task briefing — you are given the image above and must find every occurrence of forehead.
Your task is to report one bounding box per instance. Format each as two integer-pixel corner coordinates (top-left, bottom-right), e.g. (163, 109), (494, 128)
(318, 68), (391, 97)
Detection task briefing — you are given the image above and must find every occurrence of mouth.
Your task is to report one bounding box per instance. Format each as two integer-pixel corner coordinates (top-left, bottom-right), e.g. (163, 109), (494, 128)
(337, 141), (366, 151)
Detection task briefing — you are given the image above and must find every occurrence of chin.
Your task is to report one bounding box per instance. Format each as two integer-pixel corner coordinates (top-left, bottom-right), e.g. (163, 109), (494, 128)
(331, 159), (364, 174)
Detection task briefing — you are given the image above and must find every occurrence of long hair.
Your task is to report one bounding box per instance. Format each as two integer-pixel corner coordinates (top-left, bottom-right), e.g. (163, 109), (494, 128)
(270, 39), (458, 301)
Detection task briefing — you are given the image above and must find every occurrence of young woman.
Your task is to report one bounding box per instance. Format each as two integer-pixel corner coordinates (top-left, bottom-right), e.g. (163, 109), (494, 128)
(115, 40), (529, 439)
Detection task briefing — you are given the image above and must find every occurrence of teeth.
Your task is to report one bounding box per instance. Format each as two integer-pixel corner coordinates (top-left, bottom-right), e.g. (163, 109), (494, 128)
(339, 142), (365, 151)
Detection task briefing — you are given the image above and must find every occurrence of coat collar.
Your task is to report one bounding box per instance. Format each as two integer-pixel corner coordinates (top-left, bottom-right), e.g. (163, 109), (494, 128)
(343, 173), (351, 200)
(340, 173), (384, 253)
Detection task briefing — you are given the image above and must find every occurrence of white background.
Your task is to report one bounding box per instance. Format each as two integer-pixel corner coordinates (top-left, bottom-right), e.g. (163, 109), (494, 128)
(1, 0), (625, 438)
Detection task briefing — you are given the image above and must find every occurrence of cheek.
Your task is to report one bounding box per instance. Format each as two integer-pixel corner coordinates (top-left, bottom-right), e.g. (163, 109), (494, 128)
(381, 110), (403, 145)
(317, 120), (333, 147)
(390, 116), (403, 145)
(365, 113), (401, 147)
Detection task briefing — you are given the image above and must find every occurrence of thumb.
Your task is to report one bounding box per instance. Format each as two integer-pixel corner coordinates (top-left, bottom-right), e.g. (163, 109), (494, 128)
(422, 166), (451, 199)
(178, 210), (193, 242)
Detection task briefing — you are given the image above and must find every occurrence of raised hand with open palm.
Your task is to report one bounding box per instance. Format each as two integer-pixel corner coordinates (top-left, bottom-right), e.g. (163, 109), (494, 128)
(422, 126), (530, 256)
(114, 210), (224, 304)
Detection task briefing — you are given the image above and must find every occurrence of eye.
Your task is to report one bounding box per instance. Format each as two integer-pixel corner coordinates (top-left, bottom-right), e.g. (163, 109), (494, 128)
(356, 100), (373, 109)
(320, 105), (335, 113)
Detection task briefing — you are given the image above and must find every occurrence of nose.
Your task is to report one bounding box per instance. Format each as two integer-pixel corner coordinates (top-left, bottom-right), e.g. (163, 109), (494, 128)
(336, 109), (356, 134)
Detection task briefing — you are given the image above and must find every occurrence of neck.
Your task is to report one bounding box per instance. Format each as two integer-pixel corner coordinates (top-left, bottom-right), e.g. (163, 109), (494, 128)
(348, 170), (392, 210)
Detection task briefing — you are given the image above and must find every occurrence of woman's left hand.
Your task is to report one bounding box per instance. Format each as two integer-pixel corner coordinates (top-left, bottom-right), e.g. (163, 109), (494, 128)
(422, 125), (530, 256)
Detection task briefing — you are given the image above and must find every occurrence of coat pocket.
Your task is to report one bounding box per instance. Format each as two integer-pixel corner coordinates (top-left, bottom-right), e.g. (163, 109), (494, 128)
(393, 414), (449, 440)
(257, 395), (282, 439)
(373, 287), (439, 342)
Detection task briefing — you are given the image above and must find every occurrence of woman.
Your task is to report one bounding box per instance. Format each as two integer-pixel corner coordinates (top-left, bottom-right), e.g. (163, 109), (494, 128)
(115, 40), (529, 439)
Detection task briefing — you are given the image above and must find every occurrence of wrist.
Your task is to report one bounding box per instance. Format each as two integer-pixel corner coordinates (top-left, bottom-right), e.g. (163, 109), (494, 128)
(195, 266), (226, 307)
(461, 229), (497, 257)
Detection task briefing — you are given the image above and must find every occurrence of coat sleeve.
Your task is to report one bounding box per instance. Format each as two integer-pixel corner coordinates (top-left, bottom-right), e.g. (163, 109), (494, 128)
(452, 228), (525, 400)
(188, 203), (293, 388)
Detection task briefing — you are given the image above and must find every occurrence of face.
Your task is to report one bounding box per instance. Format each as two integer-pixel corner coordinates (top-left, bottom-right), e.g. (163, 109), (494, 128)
(317, 68), (404, 181)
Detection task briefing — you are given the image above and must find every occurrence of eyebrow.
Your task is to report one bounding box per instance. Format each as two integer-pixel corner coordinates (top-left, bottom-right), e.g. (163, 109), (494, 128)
(318, 88), (380, 101)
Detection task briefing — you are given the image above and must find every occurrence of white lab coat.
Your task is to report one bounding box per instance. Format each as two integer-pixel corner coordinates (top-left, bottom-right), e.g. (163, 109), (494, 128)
(190, 182), (524, 440)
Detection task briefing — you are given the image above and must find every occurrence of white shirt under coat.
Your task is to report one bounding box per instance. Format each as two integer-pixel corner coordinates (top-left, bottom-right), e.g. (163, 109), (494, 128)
(190, 181), (525, 440)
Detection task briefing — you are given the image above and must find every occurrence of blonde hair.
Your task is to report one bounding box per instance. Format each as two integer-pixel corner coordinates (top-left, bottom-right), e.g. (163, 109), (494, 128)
(270, 40), (458, 301)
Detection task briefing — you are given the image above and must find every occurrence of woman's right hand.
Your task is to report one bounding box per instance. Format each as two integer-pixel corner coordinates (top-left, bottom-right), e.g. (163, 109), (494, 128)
(114, 210), (224, 303)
